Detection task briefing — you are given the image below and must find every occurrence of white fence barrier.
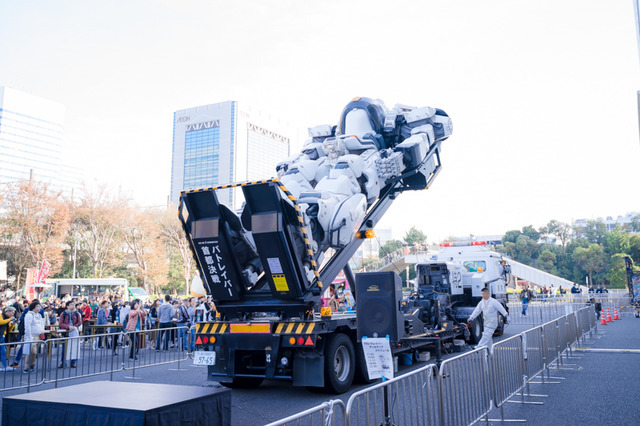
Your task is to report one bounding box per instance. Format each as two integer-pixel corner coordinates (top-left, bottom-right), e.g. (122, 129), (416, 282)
(272, 304), (598, 426)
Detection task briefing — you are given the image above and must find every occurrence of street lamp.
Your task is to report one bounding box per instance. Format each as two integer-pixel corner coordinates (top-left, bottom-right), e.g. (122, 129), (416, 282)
(71, 230), (83, 279)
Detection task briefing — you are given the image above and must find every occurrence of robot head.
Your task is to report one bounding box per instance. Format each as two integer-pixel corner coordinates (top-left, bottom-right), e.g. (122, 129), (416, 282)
(336, 97), (387, 136)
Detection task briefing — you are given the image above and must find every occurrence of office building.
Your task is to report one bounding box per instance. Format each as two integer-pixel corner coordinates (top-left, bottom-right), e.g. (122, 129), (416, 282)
(0, 86), (81, 195)
(170, 101), (292, 207)
(574, 212), (640, 232)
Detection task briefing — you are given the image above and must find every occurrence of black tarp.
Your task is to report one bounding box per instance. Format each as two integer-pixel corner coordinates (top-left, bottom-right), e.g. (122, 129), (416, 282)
(2, 381), (231, 426)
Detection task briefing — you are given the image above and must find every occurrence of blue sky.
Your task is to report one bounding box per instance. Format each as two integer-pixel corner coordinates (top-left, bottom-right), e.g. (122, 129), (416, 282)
(1, 0), (639, 241)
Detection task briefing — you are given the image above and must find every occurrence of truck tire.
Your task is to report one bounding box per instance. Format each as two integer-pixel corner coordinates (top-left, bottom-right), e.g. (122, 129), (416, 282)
(470, 317), (483, 344)
(220, 377), (264, 389)
(494, 314), (505, 336)
(324, 333), (355, 394)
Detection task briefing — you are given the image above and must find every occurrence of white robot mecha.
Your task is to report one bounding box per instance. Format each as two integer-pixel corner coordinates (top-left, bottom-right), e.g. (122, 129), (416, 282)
(237, 97), (452, 285)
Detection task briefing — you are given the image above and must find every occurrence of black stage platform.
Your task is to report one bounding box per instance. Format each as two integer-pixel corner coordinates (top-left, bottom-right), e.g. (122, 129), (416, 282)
(2, 381), (231, 426)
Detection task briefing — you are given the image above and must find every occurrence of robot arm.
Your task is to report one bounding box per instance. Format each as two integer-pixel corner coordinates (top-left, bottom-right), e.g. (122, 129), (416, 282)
(231, 98), (452, 284)
(376, 105), (452, 185)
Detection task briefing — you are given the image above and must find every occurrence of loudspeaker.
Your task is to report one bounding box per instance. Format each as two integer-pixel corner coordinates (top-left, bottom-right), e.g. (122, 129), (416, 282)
(356, 272), (405, 343)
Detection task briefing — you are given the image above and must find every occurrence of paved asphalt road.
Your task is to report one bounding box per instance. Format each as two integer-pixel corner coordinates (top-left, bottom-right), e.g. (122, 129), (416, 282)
(2, 319), (637, 425)
(489, 315), (640, 426)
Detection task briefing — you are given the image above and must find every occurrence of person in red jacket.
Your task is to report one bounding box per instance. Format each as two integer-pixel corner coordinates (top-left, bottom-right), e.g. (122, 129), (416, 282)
(59, 301), (83, 368)
(80, 300), (92, 341)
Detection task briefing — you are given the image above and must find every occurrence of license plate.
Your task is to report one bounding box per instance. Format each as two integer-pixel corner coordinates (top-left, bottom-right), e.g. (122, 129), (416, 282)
(193, 351), (216, 366)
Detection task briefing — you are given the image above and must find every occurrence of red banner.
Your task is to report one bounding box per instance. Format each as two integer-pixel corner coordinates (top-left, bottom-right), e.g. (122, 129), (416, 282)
(36, 259), (51, 284)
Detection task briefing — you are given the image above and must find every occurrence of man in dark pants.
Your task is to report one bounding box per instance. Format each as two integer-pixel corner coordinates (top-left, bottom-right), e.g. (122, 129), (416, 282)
(155, 295), (175, 351)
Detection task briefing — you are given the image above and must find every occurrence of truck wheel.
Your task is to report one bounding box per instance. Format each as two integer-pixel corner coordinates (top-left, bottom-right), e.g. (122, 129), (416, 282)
(220, 377), (264, 389)
(494, 314), (505, 336)
(324, 333), (355, 394)
(354, 339), (374, 385)
(470, 318), (483, 344)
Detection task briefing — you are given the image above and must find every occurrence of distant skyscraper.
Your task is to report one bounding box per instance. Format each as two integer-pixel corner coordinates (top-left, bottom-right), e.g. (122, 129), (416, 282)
(0, 86), (81, 195)
(170, 101), (292, 207)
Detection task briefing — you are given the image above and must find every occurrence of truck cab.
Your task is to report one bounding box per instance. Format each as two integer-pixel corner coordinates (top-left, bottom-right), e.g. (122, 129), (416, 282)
(411, 243), (509, 343)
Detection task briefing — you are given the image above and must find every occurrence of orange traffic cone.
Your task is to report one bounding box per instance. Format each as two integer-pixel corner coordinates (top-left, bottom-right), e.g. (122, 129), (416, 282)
(614, 306), (620, 320)
(600, 309), (607, 325)
(606, 307), (612, 323)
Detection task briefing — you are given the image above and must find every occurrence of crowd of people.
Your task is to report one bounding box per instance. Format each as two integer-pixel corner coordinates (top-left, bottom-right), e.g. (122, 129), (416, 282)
(0, 292), (218, 372)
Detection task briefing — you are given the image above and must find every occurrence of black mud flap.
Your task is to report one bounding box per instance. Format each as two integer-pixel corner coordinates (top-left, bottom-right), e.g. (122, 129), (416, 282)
(293, 351), (324, 387)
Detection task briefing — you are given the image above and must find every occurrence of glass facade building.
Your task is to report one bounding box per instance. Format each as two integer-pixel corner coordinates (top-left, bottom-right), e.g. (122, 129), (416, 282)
(170, 101), (291, 208)
(0, 86), (81, 196)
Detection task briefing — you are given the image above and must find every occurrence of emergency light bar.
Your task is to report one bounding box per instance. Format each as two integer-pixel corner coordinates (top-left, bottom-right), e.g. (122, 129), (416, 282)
(439, 241), (487, 247)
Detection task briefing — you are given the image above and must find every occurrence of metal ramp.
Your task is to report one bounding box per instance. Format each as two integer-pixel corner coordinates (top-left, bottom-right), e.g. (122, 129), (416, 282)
(505, 258), (576, 289)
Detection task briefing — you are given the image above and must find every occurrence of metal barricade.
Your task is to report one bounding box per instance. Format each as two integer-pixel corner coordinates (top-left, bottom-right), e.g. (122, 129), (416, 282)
(565, 312), (577, 347)
(507, 302), (544, 325)
(575, 309), (586, 339)
(278, 302), (602, 426)
(490, 334), (524, 416)
(0, 338), (46, 392)
(346, 363), (439, 426)
(42, 331), (123, 387)
(542, 320), (559, 371)
(589, 304), (597, 329)
(267, 399), (346, 426)
(556, 315), (568, 358)
(522, 326), (544, 383)
(438, 348), (491, 426)
(507, 302), (576, 326)
(0, 326), (195, 391)
(121, 326), (191, 374)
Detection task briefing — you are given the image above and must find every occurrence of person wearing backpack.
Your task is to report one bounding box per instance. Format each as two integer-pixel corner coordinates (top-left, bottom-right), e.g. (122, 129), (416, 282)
(23, 300), (45, 373)
(58, 301), (82, 368)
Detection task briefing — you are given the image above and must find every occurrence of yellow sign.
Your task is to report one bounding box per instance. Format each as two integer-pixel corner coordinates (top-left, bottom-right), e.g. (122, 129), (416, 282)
(272, 274), (289, 292)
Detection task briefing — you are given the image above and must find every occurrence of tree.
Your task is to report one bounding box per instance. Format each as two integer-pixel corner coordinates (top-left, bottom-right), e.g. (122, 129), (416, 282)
(0, 180), (71, 288)
(514, 235), (538, 264)
(575, 220), (607, 245)
(502, 230), (522, 244)
(119, 207), (168, 294)
(604, 227), (630, 257)
(501, 241), (516, 259)
(73, 186), (125, 278)
(572, 243), (605, 286)
(158, 205), (194, 295)
(163, 250), (188, 294)
(630, 215), (640, 233)
(540, 220), (572, 251)
(628, 234), (640, 265)
(379, 240), (404, 258)
(404, 226), (427, 246)
(606, 253), (629, 289)
(521, 225), (540, 242)
(537, 249), (557, 273)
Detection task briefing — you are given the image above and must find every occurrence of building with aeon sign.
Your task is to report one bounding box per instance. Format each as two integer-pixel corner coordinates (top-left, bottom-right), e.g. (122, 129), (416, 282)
(170, 101), (293, 208)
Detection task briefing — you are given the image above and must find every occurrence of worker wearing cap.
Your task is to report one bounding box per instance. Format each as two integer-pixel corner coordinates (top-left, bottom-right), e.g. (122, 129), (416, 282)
(467, 288), (509, 352)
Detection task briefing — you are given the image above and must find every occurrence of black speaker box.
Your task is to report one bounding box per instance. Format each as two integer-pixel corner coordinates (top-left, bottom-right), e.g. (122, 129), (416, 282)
(356, 272), (405, 343)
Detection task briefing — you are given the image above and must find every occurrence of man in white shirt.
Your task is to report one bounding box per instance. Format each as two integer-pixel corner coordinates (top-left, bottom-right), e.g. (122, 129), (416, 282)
(24, 300), (45, 373)
(468, 288), (509, 353)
